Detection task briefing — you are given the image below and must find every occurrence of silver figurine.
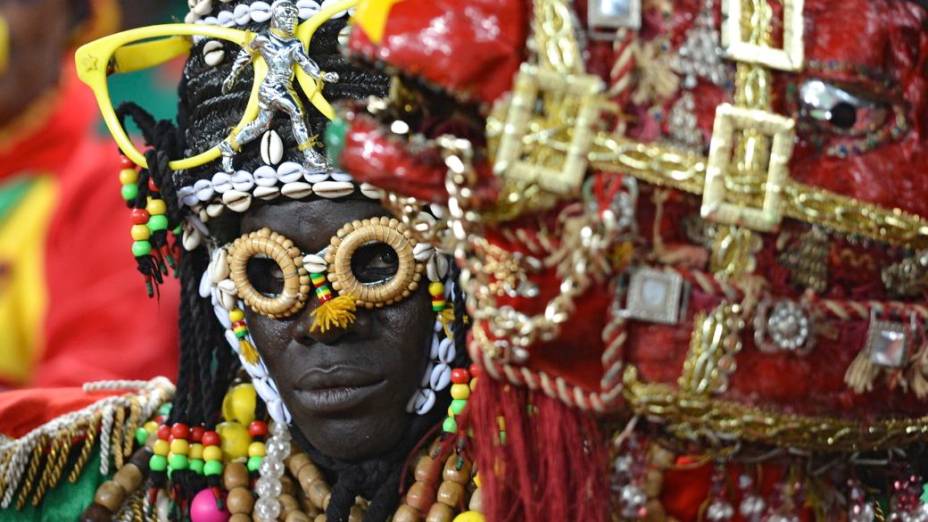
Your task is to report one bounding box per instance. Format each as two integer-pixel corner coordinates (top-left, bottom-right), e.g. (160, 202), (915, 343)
(220, 0), (338, 173)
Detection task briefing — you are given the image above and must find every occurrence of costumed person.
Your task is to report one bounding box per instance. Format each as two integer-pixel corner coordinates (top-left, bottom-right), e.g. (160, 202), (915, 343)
(2, 0), (928, 522)
(0, 0), (179, 388)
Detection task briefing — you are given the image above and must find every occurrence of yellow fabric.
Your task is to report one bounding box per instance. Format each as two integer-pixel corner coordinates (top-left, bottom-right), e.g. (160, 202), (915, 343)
(0, 177), (57, 384)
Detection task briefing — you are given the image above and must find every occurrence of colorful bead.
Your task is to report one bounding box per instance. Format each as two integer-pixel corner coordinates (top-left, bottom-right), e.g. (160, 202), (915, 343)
(449, 399), (467, 416)
(121, 184), (139, 201)
(157, 424), (172, 440)
(221, 384), (257, 426)
(159, 403), (172, 416)
(247, 442), (266, 457)
(146, 198), (167, 215)
(130, 224), (151, 241)
(229, 309), (245, 322)
(191, 427), (205, 442)
(202, 446), (223, 462)
(247, 455), (262, 473)
(190, 488), (230, 522)
(118, 168), (139, 185)
(130, 208), (149, 225)
(248, 420), (268, 438)
(149, 454), (168, 472)
(119, 156), (135, 169)
(189, 459), (205, 475)
(450, 384), (470, 400)
(153, 439), (170, 456)
(217, 421), (251, 460)
(144, 421), (158, 434)
(203, 460), (223, 477)
(170, 439), (190, 455)
(442, 417), (458, 433)
(131, 241), (152, 257)
(201, 431), (220, 447)
(168, 454), (189, 470)
(453, 512), (486, 522)
(148, 214), (169, 232)
(190, 443), (204, 460)
(135, 427), (149, 446)
(450, 369), (469, 384)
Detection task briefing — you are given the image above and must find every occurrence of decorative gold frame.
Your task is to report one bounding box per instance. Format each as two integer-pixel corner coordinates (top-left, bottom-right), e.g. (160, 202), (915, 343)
(701, 104), (796, 232)
(722, 0), (805, 71)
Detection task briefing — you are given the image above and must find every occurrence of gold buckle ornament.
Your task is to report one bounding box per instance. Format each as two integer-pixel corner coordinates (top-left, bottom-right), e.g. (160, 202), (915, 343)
(493, 64), (606, 196)
(722, 0), (804, 71)
(701, 104), (796, 232)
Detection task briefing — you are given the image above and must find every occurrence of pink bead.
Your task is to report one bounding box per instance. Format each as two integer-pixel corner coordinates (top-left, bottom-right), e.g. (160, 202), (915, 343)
(190, 489), (229, 522)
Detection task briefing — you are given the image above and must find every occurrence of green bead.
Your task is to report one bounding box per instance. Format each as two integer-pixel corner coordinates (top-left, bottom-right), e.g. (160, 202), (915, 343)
(189, 459), (204, 475)
(203, 459), (223, 477)
(131, 241), (152, 257)
(159, 403), (172, 416)
(247, 456), (262, 473)
(168, 454), (189, 470)
(149, 454), (168, 472)
(450, 399), (467, 415)
(323, 118), (348, 167)
(121, 184), (139, 201)
(173, 225), (183, 235)
(922, 484), (928, 503)
(135, 427), (149, 446)
(442, 417), (457, 433)
(498, 431), (507, 444)
(148, 214), (169, 232)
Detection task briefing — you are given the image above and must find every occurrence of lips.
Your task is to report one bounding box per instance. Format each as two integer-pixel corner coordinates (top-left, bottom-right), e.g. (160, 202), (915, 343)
(294, 366), (386, 414)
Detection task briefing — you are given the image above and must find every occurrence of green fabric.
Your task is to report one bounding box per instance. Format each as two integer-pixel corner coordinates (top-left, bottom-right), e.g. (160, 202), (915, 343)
(0, 444), (105, 522)
(0, 177), (38, 228)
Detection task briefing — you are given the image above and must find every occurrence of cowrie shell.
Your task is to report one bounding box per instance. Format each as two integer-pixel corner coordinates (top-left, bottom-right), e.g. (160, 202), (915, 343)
(192, 0), (212, 16)
(302, 254), (327, 274)
(276, 161), (303, 183)
(429, 363), (451, 391)
(183, 225), (203, 251)
(420, 362), (434, 387)
(304, 170), (329, 183)
(250, 1), (272, 22)
(193, 178), (214, 202)
(427, 254), (449, 281)
(177, 186), (198, 207)
(414, 388), (436, 415)
(281, 182), (313, 199)
(213, 303), (232, 329)
(230, 170), (254, 192)
(211, 172), (232, 193)
(253, 165), (277, 187)
(330, 170), (353, 182)
(254, 185), (280, 200)
(184, 11), (199, 23)
(313, 181), (354, 199)
(210, 249), (230, 284)
(296, 0), (319, 19)
(206, 202), (225, 218)
(222, 190), (252, 212)
(233, 3), (251, 25)
(437, 338), (456, 364)
(260, 130), (283, 166)
(359, 182), (385, 200)
(203, 40), (225, 67)
(199, 269), (212, 298)
(413, 243), (434, 262)
(217, 10), (234, 26)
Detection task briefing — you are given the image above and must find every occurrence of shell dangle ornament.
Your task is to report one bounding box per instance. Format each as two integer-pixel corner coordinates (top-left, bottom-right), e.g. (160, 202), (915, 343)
(218, 0), (339, 174)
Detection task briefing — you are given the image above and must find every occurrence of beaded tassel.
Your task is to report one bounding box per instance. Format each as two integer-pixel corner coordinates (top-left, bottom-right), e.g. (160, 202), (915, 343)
(444, 367), (475, 434)
(230, 308), (259, 364)
(309, 272), (356, 333)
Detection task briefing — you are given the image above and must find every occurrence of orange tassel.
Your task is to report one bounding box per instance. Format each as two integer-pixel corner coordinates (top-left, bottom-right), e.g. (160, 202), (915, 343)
(310, 295), (357, 333)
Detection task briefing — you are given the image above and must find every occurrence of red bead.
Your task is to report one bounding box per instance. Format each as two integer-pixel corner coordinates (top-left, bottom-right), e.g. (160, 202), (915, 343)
(119, 156), (135, 169)
(201, 431), (220, 447)
(469, 364), (481, 378)
(248, 421), (268, 438)
(157, 424), (171, 441)
(148, 178), (159, 192)
(130, 209), (150, 225)
(171, 423), (190, 440)
(191, 427), (204, 443)
(450, 368), (470, 384)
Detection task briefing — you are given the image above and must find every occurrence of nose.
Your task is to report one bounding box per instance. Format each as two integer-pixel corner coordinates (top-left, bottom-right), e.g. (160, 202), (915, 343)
(289, 298), (372, 346)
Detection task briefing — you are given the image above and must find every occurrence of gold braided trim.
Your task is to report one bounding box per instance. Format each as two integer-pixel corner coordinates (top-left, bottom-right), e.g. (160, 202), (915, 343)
(590, 135), (928, 248)
(623, 367), (928, 452)
(0, 378), (173, 510)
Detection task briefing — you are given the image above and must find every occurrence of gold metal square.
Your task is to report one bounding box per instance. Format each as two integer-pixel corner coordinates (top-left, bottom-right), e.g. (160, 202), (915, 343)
(721, 0), (804, 71)
(493, 63), (605, 195)
(701, 104), (796, 232)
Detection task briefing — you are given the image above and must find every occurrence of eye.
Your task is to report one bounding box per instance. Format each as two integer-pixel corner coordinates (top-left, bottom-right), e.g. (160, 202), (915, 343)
(350, 242), (400, 285)
(799, 79), (889, 136)
(246, 255), (284, 297)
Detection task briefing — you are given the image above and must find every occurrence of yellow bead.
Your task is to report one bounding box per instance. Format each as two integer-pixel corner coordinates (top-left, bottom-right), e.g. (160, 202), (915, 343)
(473, 473), (481, 488)
(189, 443), (204, 460)
(170, 439), (189, 455)
(153, 439), (169, 456)
(453, 512), (485, 522)
(146, 198), (167, 215)
(428, 282), (444, 296)
(217, 421), (251, 461)
(144, 421), (158, 434)
(248, 442), (266, 457)
(229, 309), (245, 322)
(118, 169), (138, 185)
(131, 224), (151, 241)
(470, 377), (478, 391)
(450, 384), (470, 400)
(221, 384), (256, 426)
(202, 445), (223, 462)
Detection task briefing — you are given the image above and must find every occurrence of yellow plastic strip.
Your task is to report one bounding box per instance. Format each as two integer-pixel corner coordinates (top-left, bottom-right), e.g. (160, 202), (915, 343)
(112, 36), (192, 74)
(296, 0), (359, 120)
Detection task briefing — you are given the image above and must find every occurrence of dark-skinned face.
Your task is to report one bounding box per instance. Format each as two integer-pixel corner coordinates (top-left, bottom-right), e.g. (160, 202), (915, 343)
(241, 198), (434, 461)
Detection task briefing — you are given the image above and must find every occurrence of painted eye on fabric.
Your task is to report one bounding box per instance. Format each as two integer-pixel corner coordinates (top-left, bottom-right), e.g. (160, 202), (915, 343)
(247, 255), (285, 297)
(798, 79), (889, 136)
(351, 242), (400, 285)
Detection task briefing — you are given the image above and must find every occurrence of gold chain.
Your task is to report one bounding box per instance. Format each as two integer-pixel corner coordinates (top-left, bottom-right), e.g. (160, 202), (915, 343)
(68, 412), (101, 483)
(678, 304), (745, 396)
